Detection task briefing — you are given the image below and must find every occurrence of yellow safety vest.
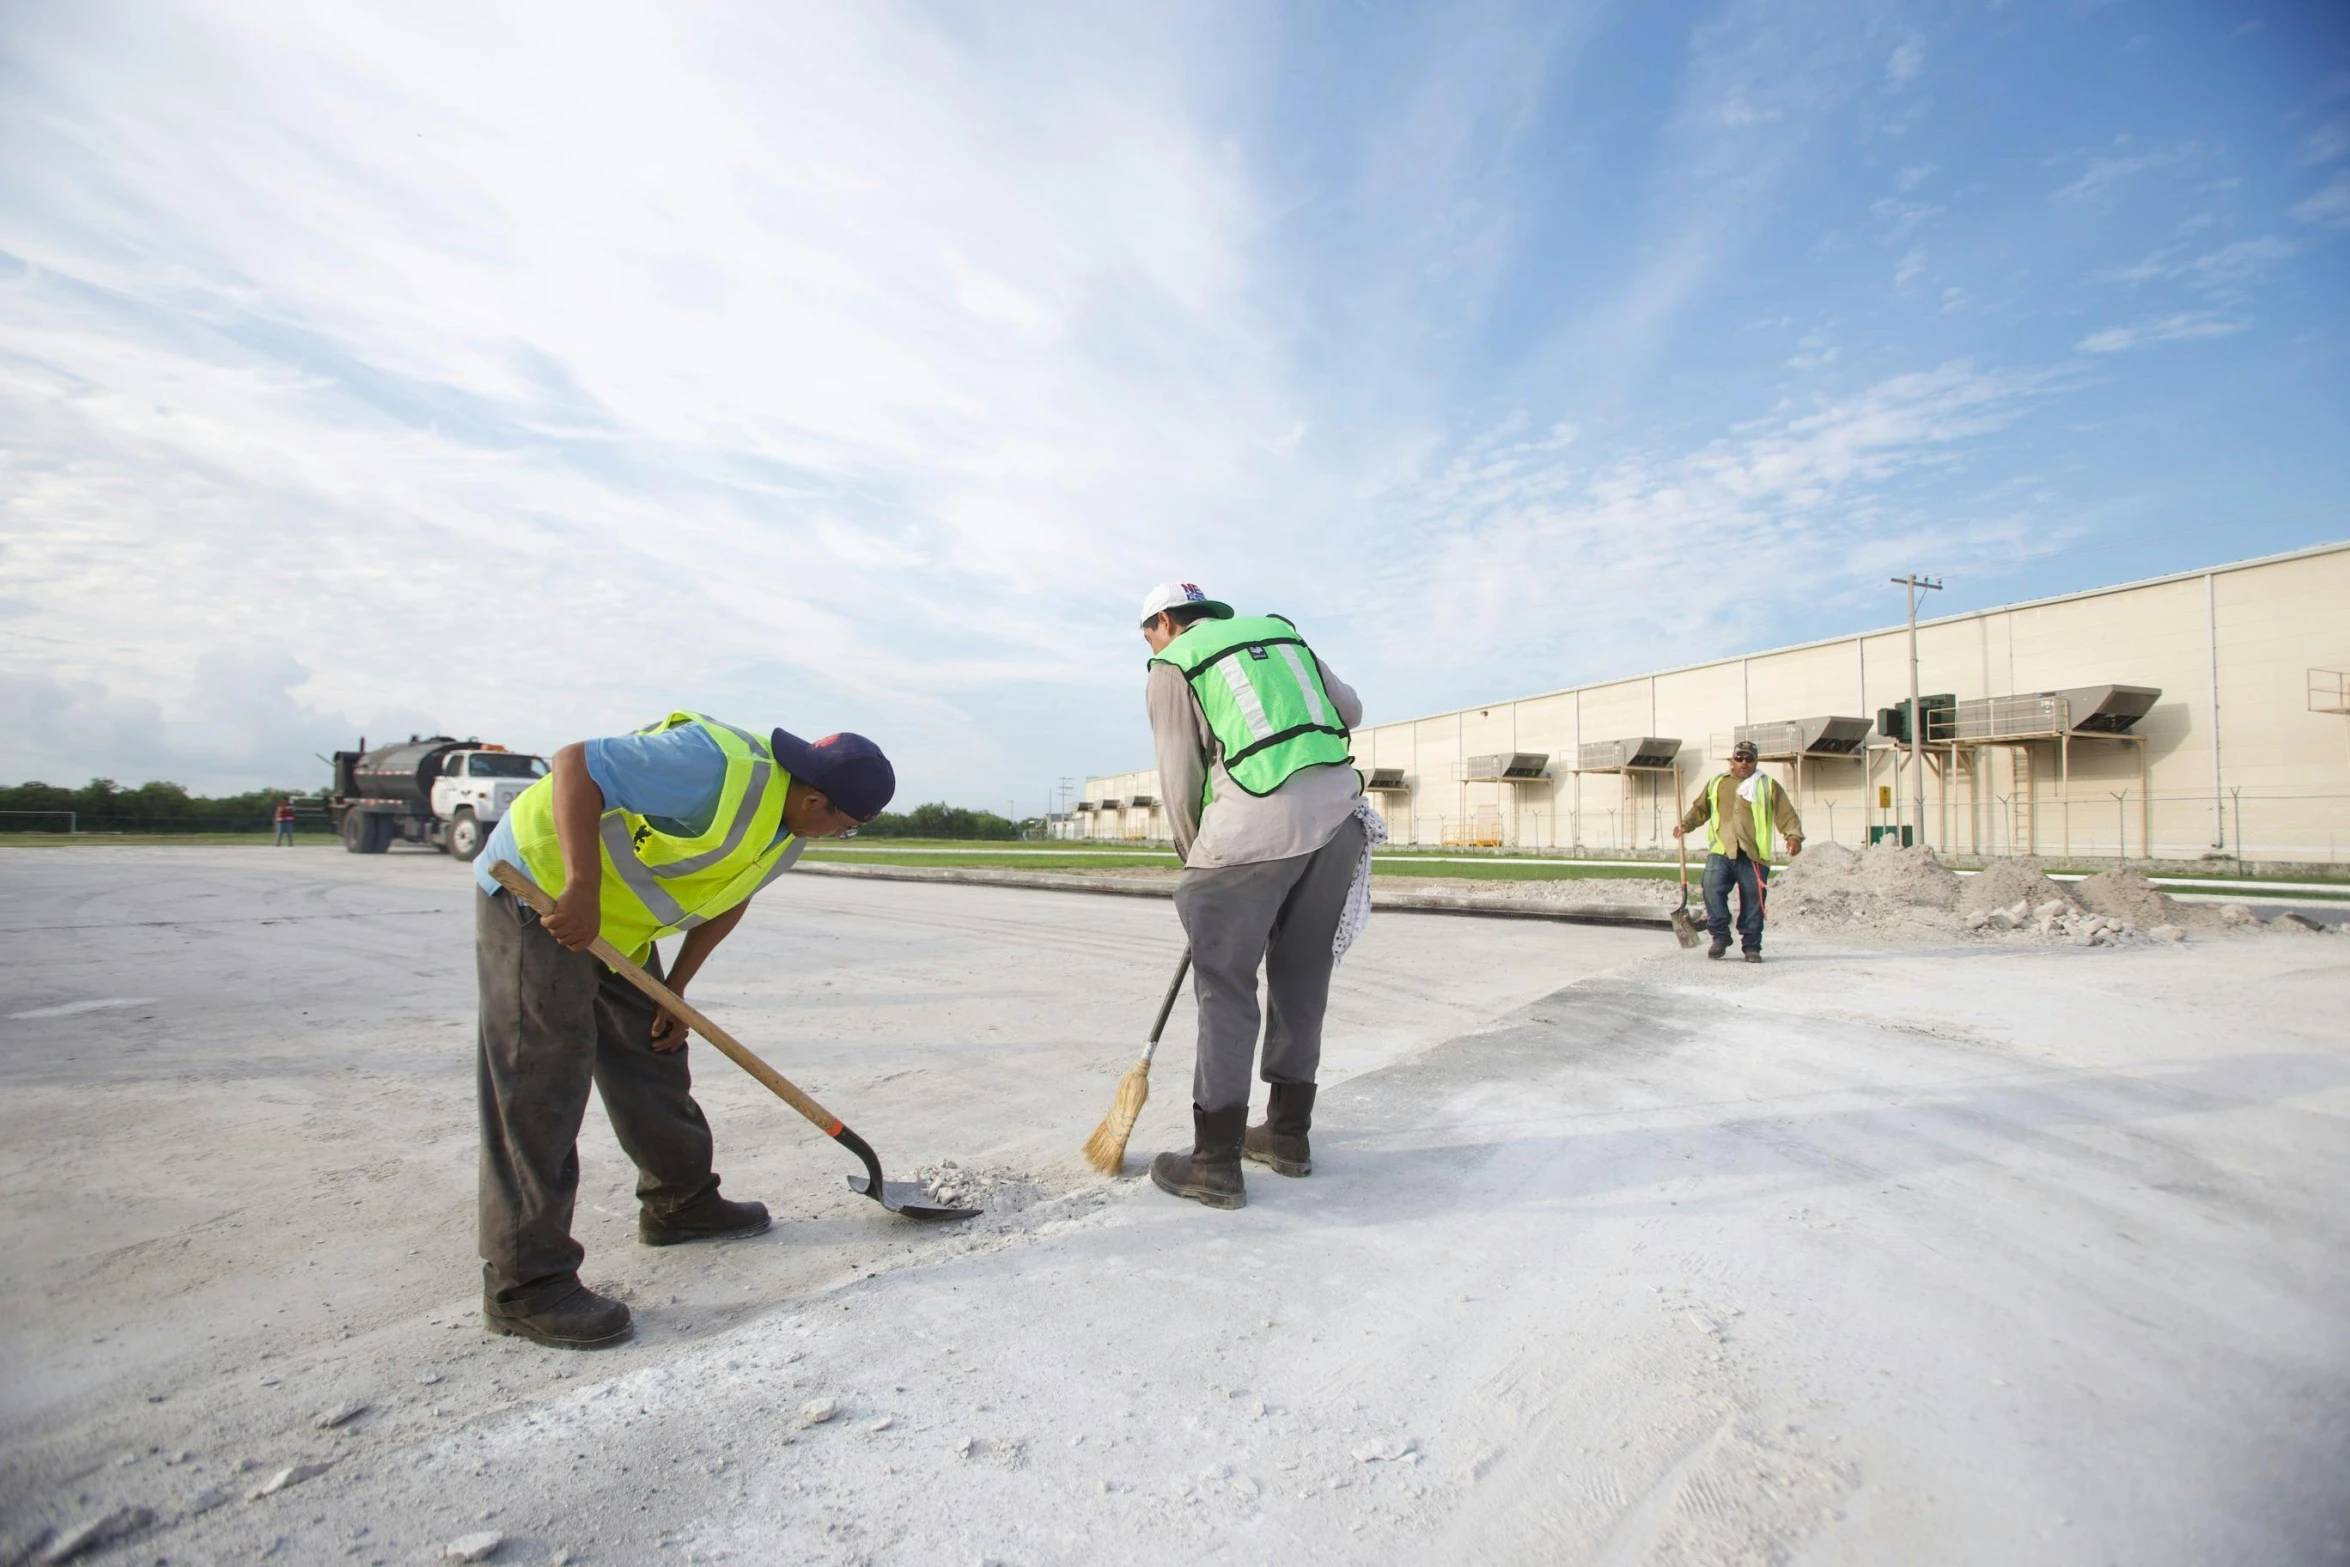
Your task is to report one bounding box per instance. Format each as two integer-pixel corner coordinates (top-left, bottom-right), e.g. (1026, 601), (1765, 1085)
(504, 712), (803, 963)
(1704, 773), (1781, 864)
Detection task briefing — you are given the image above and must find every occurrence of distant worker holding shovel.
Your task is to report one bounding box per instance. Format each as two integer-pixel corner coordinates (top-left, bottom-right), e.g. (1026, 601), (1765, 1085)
(1674, 738), (1802, 963)
(1138, 581), (1379, 1210)
(471, 714), (893, 1348)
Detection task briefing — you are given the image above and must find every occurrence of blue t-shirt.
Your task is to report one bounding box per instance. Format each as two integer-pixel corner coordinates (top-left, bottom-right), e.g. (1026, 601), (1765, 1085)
(473, 725), (745, 895)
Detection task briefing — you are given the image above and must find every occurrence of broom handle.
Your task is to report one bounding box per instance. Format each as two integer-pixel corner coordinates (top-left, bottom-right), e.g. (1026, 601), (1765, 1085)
(486, 860), (845, 1138)
(1137, 947), (1192, 1066)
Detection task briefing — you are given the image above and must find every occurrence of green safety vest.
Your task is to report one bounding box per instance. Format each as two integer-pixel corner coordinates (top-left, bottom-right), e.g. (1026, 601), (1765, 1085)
(1149, 613), (1354, 799)
(504, 712), (804, 963)
(1704, 772), (1781, 864)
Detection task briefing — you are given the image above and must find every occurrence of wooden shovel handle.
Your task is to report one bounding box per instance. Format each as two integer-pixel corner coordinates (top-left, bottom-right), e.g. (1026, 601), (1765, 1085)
(486, 860), (844, 1137)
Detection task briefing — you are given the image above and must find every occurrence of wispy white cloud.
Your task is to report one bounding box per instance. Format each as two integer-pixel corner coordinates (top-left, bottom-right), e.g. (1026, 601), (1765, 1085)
(1885, 40), (1924, 88)
(2050, 144), (2200, 203)
(2293, 174), (2350, 229)
(0, 3), (1313, 794)
(2300, 120), (2349, 166)
(1342, 362), (2069, 697)
(1872, 197), (1944, 241)
(1596, 1), (1904, 359)
(2075, 313), (2250, 354)
(2091, 235), (2298, 293)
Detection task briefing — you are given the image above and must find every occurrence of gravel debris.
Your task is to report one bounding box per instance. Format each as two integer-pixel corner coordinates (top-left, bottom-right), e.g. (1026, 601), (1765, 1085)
(247, 1461), (331, 1499)
(38, 1507), (155, 1564)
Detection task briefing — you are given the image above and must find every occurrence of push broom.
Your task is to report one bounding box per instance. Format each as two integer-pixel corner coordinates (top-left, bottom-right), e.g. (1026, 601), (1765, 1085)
(1082, 947), (1191, 1175)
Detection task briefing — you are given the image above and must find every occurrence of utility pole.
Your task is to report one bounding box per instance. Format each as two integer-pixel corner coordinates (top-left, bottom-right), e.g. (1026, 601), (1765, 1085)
(1892, 574), (1943, 846)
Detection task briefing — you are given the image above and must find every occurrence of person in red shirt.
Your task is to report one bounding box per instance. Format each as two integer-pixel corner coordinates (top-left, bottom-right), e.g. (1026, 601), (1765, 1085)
(272, 798), (296, 846)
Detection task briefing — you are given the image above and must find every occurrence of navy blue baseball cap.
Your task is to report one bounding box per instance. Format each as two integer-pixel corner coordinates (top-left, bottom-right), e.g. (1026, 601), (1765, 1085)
(770, 728), (896, 821)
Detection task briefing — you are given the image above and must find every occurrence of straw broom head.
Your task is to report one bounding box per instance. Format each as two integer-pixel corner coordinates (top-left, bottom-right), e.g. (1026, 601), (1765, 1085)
(1082, 1055), (1152, 1175)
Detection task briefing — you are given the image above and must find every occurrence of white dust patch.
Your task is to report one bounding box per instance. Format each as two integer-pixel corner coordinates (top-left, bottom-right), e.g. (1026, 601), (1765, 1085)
(7, 997), (157, 1020)
(1383, 876), (1678, 910)
(912, 1160), (1046, 1215)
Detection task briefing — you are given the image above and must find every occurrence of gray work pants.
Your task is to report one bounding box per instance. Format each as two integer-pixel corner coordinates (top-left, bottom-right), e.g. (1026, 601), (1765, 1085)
(1172, 814), (1366, 1114)
(475, 888), (722, 1308)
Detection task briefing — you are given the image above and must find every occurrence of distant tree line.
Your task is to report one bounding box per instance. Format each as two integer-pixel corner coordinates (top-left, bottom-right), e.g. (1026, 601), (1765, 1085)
(855, 801), (1025, 840)
(1, 779), (1034, 840)
(0, 778), (318, 833)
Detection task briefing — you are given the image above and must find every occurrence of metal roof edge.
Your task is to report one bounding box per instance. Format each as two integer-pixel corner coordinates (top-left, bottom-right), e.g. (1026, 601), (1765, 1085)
(1366, 538), (2350, 734)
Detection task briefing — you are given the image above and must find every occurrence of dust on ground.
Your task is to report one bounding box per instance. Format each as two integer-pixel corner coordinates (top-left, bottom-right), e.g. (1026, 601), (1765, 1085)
(4, 849), (2348, 1564)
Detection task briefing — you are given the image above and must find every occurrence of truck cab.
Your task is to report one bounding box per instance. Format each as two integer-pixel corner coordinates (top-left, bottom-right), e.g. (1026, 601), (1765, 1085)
(429, 749), (548, 861)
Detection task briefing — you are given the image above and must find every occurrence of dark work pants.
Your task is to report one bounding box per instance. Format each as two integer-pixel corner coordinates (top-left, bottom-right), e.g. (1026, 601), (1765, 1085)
(1702, 851), (1769, 953)
(1171, 814), (1366, 1114)
(475, 888), (722, 1307)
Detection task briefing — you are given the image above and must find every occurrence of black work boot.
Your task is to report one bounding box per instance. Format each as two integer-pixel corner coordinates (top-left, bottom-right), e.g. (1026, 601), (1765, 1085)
(1743, 949), (1763, 964)
(638, 1189), (771, 1247)
(1243, 1082), (1316, 1177)
(1708, 939), (1729, 960)
(483, 1283), (633, 1350)
(1150, 1105), (1248, 1210)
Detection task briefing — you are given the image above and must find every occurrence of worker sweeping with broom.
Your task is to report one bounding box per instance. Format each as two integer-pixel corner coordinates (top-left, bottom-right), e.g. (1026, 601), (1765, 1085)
(1097, 582), (1374, 1210)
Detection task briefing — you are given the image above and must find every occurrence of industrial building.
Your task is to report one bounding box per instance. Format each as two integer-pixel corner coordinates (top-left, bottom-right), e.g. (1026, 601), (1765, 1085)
(1069, 542), (2350, 865)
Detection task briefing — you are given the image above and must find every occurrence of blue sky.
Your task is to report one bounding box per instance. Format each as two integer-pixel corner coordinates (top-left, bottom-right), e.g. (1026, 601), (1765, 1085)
(1, 1), (2344, 808)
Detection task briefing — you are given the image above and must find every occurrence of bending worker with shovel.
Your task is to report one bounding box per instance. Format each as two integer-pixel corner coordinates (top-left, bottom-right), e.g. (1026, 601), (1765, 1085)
(471, 714), (892, 1348)
(1138, 582), (1373, 1210)
(1673, 738), (1802, 963)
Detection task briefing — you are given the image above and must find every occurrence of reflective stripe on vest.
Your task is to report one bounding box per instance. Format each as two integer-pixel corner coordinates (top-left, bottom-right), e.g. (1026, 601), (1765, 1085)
(1704, 773), (1779, 863)
(1148, 613), (1355, 798)
(504, 711), (801, 962)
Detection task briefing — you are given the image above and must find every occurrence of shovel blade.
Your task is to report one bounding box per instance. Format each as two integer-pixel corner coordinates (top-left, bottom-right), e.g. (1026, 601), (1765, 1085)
(847, 1174), (982, 1221)
(1669, 902), (1703, 949)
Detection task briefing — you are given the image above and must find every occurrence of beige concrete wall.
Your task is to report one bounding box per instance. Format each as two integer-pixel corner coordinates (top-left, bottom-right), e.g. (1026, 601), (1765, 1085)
(1075, 768), (1164, 842)
(1083, 543), (2350, 863)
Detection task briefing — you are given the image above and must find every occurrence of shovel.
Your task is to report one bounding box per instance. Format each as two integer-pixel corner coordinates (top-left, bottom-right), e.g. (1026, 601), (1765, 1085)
(488, 861), (979, 1221)
(1670, 834), (1702, 949)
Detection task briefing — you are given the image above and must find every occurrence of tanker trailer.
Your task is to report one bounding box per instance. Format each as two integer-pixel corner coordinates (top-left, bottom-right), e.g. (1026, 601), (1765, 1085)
(328, 736), (546, 860)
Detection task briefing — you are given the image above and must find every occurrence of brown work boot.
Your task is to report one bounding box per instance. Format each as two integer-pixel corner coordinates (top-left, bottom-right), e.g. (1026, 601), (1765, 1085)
(483, 1283), (633, 1350)
(1150, 1105), (1248, 1210)
(639, 1189), (771, 1247)
(1243, 1082), (1316, 1177)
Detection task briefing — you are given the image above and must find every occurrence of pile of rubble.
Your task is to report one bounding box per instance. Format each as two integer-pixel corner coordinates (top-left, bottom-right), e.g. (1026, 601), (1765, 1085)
(1771, 845), (2336, 947)
(1962, 896), (2179, 946)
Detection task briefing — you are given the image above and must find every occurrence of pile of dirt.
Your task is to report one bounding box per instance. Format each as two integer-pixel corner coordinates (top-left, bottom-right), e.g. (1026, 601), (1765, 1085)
(1959, 857), (2076, 915)
(1767, 842), (1963, 940)
(2073, 867), (2193, 928)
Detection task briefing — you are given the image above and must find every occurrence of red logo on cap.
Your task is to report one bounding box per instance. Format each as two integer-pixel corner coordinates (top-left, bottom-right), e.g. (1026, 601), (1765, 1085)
(1180, 583), (1204, 601)
(815, 734), (842, 747)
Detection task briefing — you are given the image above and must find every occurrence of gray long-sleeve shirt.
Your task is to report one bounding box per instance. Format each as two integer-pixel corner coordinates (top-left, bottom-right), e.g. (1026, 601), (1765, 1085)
(1146, 653), (1365, 869)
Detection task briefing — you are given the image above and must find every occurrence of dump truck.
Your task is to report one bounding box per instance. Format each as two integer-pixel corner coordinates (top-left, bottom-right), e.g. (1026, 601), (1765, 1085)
(329, 736), (546, 861)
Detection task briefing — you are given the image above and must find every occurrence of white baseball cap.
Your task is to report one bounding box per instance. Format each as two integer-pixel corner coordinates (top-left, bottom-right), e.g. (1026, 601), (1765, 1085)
(1138, 581), (1234, 626)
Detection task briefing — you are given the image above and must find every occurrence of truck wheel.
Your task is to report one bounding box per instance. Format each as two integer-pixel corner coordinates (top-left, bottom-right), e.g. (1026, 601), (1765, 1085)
(341, 813), (366, 854)
(357, 813), (389, 854)
(448, 809), (486, 863)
